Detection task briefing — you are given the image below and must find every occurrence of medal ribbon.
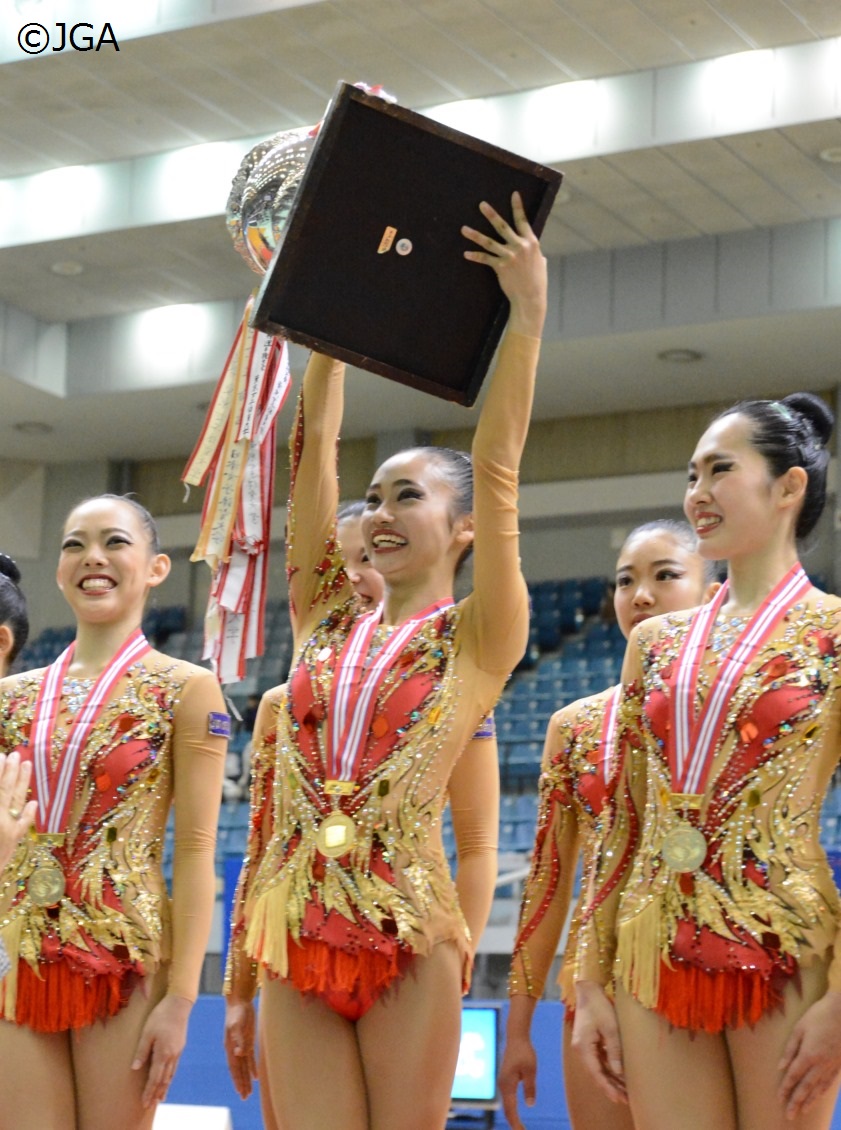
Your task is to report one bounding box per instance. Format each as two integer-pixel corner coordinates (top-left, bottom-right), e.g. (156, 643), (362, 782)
(327, 600), (452, 785)
(599, 684), (622, 781)
(31, 629), (151, 833)
(670, 563), (809, 794)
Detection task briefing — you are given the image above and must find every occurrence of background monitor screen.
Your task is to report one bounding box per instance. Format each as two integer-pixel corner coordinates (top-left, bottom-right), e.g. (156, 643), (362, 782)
(450, 1003), (500, 1107)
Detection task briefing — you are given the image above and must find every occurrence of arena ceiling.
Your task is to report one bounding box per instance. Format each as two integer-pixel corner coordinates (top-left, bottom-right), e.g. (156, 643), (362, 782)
(1, 0), (841, 462)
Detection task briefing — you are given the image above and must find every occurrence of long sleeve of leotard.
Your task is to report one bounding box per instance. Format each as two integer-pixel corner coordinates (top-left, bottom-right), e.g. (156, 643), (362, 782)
(224, 690), (281, 1000)
(449, 736), (500, 961)
(574, 644), (646, 988)
(509, 709), (581, 999)
(286, 352), (353, 639)
(168, 670), (227, 1002)
(463, 331), (539, 677)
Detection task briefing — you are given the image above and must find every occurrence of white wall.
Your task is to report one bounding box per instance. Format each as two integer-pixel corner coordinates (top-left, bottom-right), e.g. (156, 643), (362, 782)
(11, 461), (112, 634)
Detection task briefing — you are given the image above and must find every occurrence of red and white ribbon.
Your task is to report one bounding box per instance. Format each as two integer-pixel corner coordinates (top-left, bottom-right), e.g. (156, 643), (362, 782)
(670, 563), (810, 794)
(31, 628), (151, 833)
(184, 296), (291, 683)
(327, 600), (452, 786)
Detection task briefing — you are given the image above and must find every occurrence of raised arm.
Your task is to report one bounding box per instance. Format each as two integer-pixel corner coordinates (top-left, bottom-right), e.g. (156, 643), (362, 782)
(286, 352), (353, 639)
(132, 669), (227, 1108)
(461, 193), (547, 674)
(500, 709), (582, 1130)
(224, 688), (281, 1100)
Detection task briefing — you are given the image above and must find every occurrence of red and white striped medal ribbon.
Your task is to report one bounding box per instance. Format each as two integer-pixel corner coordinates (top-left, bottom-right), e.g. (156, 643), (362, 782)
(31, 628), (151, 833)
(670, 563), (809, 795)
(326, 599), (453, 790)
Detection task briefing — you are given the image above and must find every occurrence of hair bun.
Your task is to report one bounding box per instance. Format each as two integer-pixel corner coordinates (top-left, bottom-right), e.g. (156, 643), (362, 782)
(782, 392), (834, 447)
(0, 553), (21, 586)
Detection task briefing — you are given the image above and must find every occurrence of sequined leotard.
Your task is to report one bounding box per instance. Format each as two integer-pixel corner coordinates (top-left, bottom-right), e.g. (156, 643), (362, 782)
(234, 336), (537, 1014)
(226, 689), (499, 1012)
(0, 655), (226, 1032)
(509, 687), (617, 1009)
(576, 592), (841, 1032)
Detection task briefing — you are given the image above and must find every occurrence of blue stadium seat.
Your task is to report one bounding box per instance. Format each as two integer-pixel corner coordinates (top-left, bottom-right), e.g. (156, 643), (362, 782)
(558, 654), (588, 675)
(224, 828), (249, 858)
(500, 795), (520, 819)
(535, 606), (563, 651)
(581, 577), (608, 616)
(516, 794), (539, 822)
(509, 679), (539, 703)
(219, 802), (249, 829)
(559, 602), (584, 635)
(530, 580), (561, 607)
(521, 716), (548, 740)
(494, 698), (513, 722)
(562, 677), (594, 700)
(499, 822), (520, 852)
(515, 625), (540, 671)
(512, 822), (536, 854)
(495, 717), (517, 744)
(535, 662), (563, 684)
(588, 655), (620, 679)
(504, 742), (543, 789)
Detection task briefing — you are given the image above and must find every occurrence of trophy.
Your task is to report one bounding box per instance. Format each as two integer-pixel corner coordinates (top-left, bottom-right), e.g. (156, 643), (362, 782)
(245, 81), (563, 406)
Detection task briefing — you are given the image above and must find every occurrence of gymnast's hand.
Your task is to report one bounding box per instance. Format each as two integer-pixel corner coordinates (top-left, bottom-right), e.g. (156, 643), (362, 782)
(224, 995), (258, 1100)
(571, 980), (627, 1105)
(131, 992), (192, 1108)
(498, 1028), (538, 1130)
(779, 988), (841, 1119)
(462, 191), (547, 339)
(0, 752), (36, 870)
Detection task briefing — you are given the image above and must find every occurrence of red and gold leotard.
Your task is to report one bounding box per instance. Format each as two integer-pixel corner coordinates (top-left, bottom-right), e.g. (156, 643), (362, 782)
(0, 654), (226, 1032)
(233, 336), (537, 1015)
(576, 589), (841, 1032)
(509, 687), (618, 1009)
(225, 687), (498, 1016)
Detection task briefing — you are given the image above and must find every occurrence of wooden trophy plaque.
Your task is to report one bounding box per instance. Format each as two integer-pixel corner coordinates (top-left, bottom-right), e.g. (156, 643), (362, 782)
(252, 82), (563, 406)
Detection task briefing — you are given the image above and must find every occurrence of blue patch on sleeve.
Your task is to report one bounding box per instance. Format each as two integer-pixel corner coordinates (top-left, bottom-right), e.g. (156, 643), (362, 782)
(472, 712), (496, 740)
(208, 711), (231, 738)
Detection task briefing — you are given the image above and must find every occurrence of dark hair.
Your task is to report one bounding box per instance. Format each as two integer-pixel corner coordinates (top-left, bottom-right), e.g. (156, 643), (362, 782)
(0, 553), (29, 665)
(713, 392), (833, 540)
(622, 519), (717, 582)
(337, 500), (366, 524)
(70, 493), (161, 553)
(414, 446), (474, 570)
(419, 447), (473, 519)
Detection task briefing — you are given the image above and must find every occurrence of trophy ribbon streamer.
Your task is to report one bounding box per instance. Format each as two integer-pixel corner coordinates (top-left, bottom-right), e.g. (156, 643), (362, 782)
(184, 296), (291, 682)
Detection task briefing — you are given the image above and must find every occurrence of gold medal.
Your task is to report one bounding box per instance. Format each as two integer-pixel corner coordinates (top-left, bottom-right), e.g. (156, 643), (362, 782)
(661, 823), (708, 873)
(28, 862), (66, 907)
(315, 811), (356, 859)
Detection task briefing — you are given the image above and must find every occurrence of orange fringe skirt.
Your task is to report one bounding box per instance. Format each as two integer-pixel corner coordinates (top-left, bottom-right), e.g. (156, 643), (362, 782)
(281, 935), (414, 1021)
(11, 959), (141, 1034)
(654, 958), (792, 1034)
